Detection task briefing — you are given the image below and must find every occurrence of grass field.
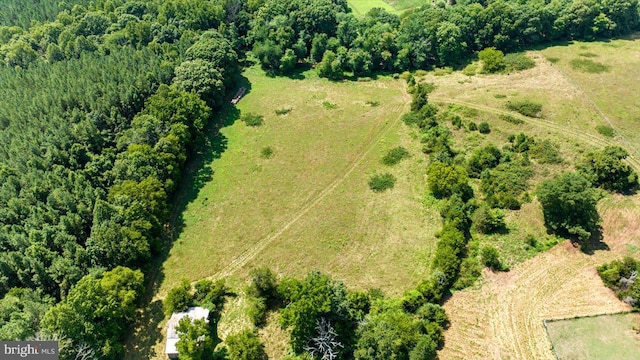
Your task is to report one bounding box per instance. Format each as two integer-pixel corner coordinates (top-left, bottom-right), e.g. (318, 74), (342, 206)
(159, 67), (439, 297)
(348, 0), (401, 16)
(546, 313), (640, 360)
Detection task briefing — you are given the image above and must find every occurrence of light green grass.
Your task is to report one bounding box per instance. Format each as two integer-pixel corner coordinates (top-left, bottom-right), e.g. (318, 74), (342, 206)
(546, 313), (640, 360)
(159, 66), (439, 298)
(348, 0), (400, 16)
(541, 36), (640, 156)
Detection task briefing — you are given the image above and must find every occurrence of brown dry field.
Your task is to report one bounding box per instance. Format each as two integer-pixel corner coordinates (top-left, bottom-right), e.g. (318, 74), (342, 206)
(434, 44), (640, 359)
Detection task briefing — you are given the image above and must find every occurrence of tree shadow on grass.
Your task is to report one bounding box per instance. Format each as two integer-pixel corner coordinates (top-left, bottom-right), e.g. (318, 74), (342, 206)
(577, 225), (609, 255)
(126, 76), (249, 359)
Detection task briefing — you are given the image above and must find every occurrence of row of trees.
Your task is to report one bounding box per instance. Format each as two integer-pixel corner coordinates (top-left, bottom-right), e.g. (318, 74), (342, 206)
(0, 0), (241, 356)
(164, 268), (449, 360)
(249, 0), (640, 77)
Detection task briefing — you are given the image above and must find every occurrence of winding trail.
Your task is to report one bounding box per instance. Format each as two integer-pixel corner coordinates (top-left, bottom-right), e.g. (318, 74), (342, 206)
(429, 97), (640, 173)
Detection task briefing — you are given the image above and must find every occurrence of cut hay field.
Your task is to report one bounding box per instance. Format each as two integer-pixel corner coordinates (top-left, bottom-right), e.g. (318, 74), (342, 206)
(546, 312), (640, 360)
(431, 37), (640, 359)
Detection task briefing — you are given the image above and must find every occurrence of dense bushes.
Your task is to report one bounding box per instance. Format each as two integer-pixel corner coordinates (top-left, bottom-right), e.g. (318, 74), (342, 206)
(578, 146), (638, 193)
(597, 257), (640, 308)
(506, 100), (543, 117)
(368, 173), (396, 192)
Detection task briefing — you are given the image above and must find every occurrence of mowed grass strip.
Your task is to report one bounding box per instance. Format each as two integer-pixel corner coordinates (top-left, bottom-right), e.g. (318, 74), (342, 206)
(546, 313), (640, 360)
(159, 66), (439, 297)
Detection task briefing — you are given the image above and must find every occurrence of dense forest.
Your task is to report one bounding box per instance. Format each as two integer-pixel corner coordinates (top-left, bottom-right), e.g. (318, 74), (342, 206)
(0, 0), (639, 359)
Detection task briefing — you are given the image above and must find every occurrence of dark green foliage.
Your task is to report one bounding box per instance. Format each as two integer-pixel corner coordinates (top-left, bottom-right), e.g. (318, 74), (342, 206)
(41, 267), (144, 360)
(176, 317), (216, 360)
(467, 145), (502, 178)
(242, 113), (265, 127)
(506, 100), (543, 117)
(248, 268), (279, 300)
(578, 146), (638, 193)
(368, 173), (396, 192)
(173, 59), (225, 108)
(473, 205), (506, 234)
(478, 121), (491, 134)
(226, 329), (268, 360)
(164, 279), (195, 316)
(500, 114), (524, 125)
(278, 271), (357, 357)
(481, 162), (533, 210)
(481, 245), (505, 271)
(421, 125), (453, 156)
(354, 307), (439, 360)
(402, 112), (421, 127)
(194, 279), (227, 313)
(596, 125), (615, 137)
(597, 257), (640, 308)
(478, 47), (505, 73)
(261, 146), (274, 159)
(530, 139), (563, 164)
(503, 53), (536, 72)
(382, 147), (410, 166)
(427, 162), (470, 199)
(467, 121), (478, 131)
(537, 172), (601, 242)
(247, 296), (268, 327)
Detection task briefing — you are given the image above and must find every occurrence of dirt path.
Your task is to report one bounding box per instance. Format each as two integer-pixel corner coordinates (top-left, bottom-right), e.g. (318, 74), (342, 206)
(428, 97), (640, 173)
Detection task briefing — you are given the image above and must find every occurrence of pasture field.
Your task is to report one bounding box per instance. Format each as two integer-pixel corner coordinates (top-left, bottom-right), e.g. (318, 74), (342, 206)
(546, 313), (640, 360)
(382, 0), (428, 11)
(159, 67), (440, 297)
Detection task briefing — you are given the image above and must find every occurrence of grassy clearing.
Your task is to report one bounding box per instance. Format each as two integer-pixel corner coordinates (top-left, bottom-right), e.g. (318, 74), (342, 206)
(541, 37), (640, 153)
(348, 0), (399, 16)
(546, 313), (640, 360)
(160, 65), (438, 298)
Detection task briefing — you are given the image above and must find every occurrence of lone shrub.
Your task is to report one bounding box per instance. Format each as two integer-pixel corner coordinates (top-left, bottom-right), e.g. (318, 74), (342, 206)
(481, 245), (505, 271)
(478, 47), (505, 73)
(242, 113), (264, 126)
(478, 121), (491, 134)
(382, 147), (410, 166)
(275, 107), (291, 115)
(462, 63), (477, 76)
(368, 173), (396, 192)
(506, 100), (542, 117)
(468, 121), (478, 131)
(260, 146), (274, 159)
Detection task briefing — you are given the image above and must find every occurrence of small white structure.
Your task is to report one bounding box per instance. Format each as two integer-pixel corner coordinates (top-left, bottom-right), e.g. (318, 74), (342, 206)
(165, 306), (210, 359)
